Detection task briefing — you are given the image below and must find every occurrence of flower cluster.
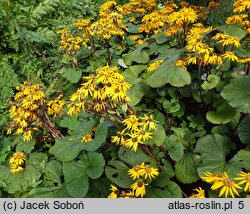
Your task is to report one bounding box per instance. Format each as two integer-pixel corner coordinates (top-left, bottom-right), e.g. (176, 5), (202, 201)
(108, 162), (159, 198)
(165, 7), (198, 37)
(185, 23), (222, 66)
(68, 65), (131, 115)
(128, 162), (159, 181)
(57, 28), (86, 57)
(8, 82), (65, 141)
(120, 0), (157, 16)
(111, 114), (157, 151)
(233, 0), (250, 13)
(90, 1), (127, 40)
(213, 33), (241, 48)
(47, 94), (66, 117)
(57, 1), (127, 56)
(9, 152), (26, 174)
(201, 171), (250, 198)
(8, 82), (45, 141)
(139, 11), (166, 34)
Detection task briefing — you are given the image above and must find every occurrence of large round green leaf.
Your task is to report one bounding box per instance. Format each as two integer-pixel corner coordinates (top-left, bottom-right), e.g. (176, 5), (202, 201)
(63, 161), (89, 197)
(49, 121), (111, 161)
(118, 147), (157, 168)
(144, 124), (166, 146)
(216, 24), (247, 40)
(175, 152), (199, 184)
(201, 74), (219, 90)
(238, 117), (250, 144)
(105, 160), (133, 188)
(123, 45), (149, 66)
(206, 99), (236, 124)
(194, 134), (243, 177)
(127, 79), (150, 106)
(80, 152), (105, 179)
(221, 76), (250, 113)
(145, 60), (191, 88)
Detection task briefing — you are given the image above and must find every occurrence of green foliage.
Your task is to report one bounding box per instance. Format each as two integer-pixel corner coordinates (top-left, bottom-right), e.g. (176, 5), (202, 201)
(238, 117), (250, 145)
(221, 75), (250, 113)
(1, 0), (250, 199)
(206, 99), (237, 124)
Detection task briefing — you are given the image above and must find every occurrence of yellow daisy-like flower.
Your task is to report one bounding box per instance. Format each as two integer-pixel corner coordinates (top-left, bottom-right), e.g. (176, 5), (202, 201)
(9, 151), (26, 174)
(128, 163), (145, 180)
(222, 51), (239, 62)
(120, 190), (135, 198)
(140, 114), (157, 130)
(175, 59), (187, 67)
(189, 187), (206, 198)
(234, 171), (250, 192)
(122, 114), (140, 131)
(124, 135), (144, 152)
(111, 132), (126, 146)
(213, 33), (241, 47)
(131, 181), (148, 197)
(140, 165), (159, 180)
(108, 185), (120, 198)
(233, 0), (250, 13)
(201, 171), (224, 183)
(147, 60), (164, 72)
(210, 172), (242, 198)
(134, 129), (153, 141)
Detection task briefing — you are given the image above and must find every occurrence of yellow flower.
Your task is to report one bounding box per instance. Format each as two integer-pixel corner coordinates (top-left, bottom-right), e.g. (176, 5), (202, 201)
(131, 181), (148, 197)
(167, 7), (197, 26)
(23, 130), (32, 142)
(189, 187), (206, 198)
(47, 94), (66, 117)
(222, 52), (239, 61)
(9, 152), (26, 174)
(209, 172), (242, 198)
(234, 171), (250, 192)
(120, 190), (135, 198)
(134, 129), (153, 141)
(124, 135), (144, 152)
(213, 33), (241, 47)
(129, 17), (136, 23)
(139, 11), (166, 34)
(8, 82), (45, 141)
(81, 134), (92, 143)
(122, 114), (140, 131)
(201, 171), (224, 183)
(176, 59), (187, 67)
(111, 132), (126, 146)
(129, 35), (140, 41)
(186, 56), (197, 65)
(140, 165), (159, 180)
(233, 0), (250, 13)
(226, 14), (248, 25)
(140, 114), (157, 130)
(128, 163), (145, 180)
(147, 60), (164, 72)
(108, 185), (120, 198)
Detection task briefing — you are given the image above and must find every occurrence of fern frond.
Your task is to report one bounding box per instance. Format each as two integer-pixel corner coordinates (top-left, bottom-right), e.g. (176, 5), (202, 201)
(31, 0), (61, 20)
